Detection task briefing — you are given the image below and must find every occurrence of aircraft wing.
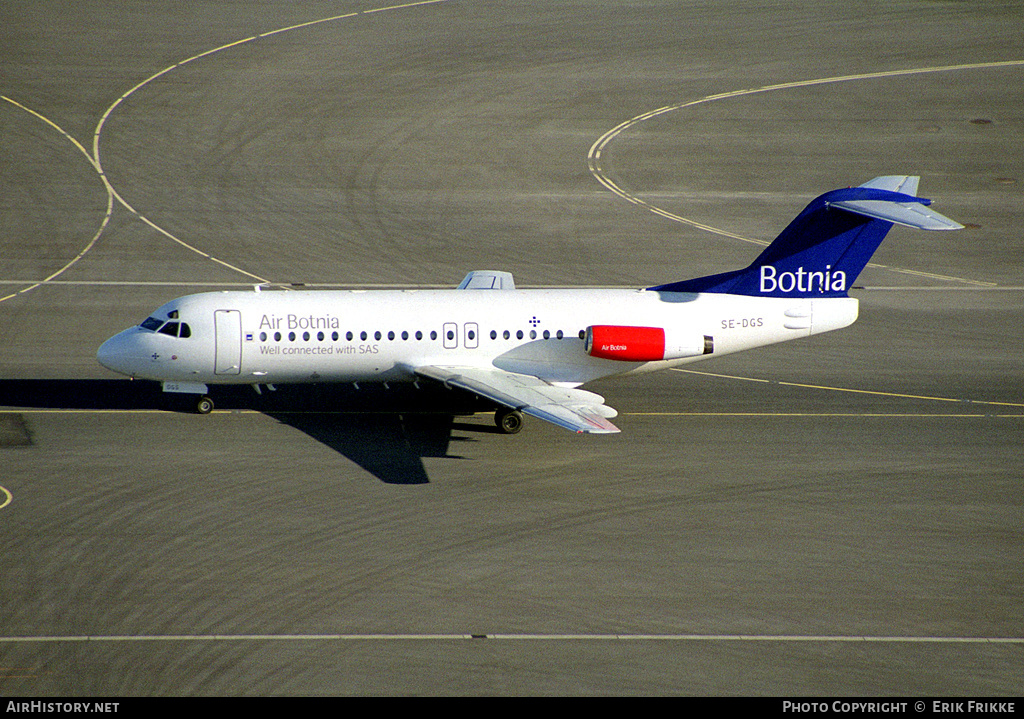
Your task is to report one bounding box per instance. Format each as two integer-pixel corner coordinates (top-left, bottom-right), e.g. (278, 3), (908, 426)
(408, 365), (621, 434)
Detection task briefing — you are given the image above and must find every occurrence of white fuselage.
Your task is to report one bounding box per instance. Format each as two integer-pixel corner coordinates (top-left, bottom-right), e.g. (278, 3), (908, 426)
(97, 288), (859, 387)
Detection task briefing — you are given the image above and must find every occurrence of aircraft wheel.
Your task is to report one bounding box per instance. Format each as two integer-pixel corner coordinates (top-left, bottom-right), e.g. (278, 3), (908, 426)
(495, 408), (524, 434)
(196, 396), (215, 415)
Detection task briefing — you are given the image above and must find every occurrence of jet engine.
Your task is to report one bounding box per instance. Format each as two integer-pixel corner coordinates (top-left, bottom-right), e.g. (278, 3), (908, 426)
(585, 325), (712, 362)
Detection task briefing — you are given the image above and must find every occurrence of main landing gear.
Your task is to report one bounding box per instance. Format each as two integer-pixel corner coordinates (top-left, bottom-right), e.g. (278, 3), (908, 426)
(495, 408), (524, 434)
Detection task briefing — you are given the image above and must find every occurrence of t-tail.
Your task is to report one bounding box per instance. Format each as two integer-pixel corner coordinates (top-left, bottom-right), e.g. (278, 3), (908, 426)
(650, 176), (963, 297)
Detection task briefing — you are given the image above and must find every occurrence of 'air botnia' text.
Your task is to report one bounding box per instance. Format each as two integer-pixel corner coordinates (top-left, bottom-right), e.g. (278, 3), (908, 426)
(260, 314), (341, 330)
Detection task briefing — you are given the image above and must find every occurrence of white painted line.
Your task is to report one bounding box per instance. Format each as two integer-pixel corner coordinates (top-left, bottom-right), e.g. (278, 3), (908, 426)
(669, 368), (1024, 409)
(858, 286), (1024, 291)
(0, 97), (115, 304)
(0, 632), (1020, 644)
(671, 368), (770, 383)
(624, 413), (1024, 418)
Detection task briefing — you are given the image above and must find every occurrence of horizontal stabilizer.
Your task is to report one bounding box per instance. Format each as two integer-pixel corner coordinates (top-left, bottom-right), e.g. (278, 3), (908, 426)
(857, 175), (920, 195)
(828, 198), (964, 230)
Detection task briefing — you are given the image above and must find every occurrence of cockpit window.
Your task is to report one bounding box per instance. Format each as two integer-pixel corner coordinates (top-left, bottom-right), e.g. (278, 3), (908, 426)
(142, 317), (192, 338)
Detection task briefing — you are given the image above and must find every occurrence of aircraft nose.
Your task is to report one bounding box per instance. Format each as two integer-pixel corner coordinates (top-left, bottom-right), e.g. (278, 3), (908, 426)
(97, 330), (141, 377)
(97, 333), (123, 373)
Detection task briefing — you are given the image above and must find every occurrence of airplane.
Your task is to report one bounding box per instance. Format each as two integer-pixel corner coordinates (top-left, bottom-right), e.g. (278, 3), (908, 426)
(97, 175), (963, 435)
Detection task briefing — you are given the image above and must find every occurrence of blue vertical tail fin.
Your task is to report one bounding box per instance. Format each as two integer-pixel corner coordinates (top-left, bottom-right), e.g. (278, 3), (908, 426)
(650, 176), (963, 298)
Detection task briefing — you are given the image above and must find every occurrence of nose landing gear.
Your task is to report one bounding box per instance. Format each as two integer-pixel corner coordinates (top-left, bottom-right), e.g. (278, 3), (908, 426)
(196, 396), (215, 414)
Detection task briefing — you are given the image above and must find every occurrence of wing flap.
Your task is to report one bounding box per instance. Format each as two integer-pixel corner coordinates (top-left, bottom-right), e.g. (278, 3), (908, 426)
(410, 364), (620, 434)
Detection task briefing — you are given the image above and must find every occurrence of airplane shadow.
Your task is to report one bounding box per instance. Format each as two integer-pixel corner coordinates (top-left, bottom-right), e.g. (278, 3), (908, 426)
(0, 379), (497, 484)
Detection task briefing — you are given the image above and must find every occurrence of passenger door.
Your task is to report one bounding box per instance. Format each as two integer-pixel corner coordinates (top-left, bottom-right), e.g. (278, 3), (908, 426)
(214, 310), (242, 375)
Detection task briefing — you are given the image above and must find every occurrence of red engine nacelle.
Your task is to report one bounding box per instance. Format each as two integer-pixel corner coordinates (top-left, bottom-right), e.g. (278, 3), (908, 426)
(586, 325), (665, 361)
(585, 325), (712, 362)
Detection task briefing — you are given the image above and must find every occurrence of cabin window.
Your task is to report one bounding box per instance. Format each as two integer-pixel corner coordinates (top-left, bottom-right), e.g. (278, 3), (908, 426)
(360, 331), (367, 341)
(274, 332), (282, 342)
(387, 331), (395, 341)
(543, 330), (550, 339)
(260, 332), (268, 342)
(415, 330), (423, 340)
(289, 332), (296, 341)
(516, 330), (523, 340)
(490, 330), (497, 340)
(430, 330), (437, 340)
(346, 331), (353, 341)
(556, 330), (563, 339)
(401, 330), (409, 340)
